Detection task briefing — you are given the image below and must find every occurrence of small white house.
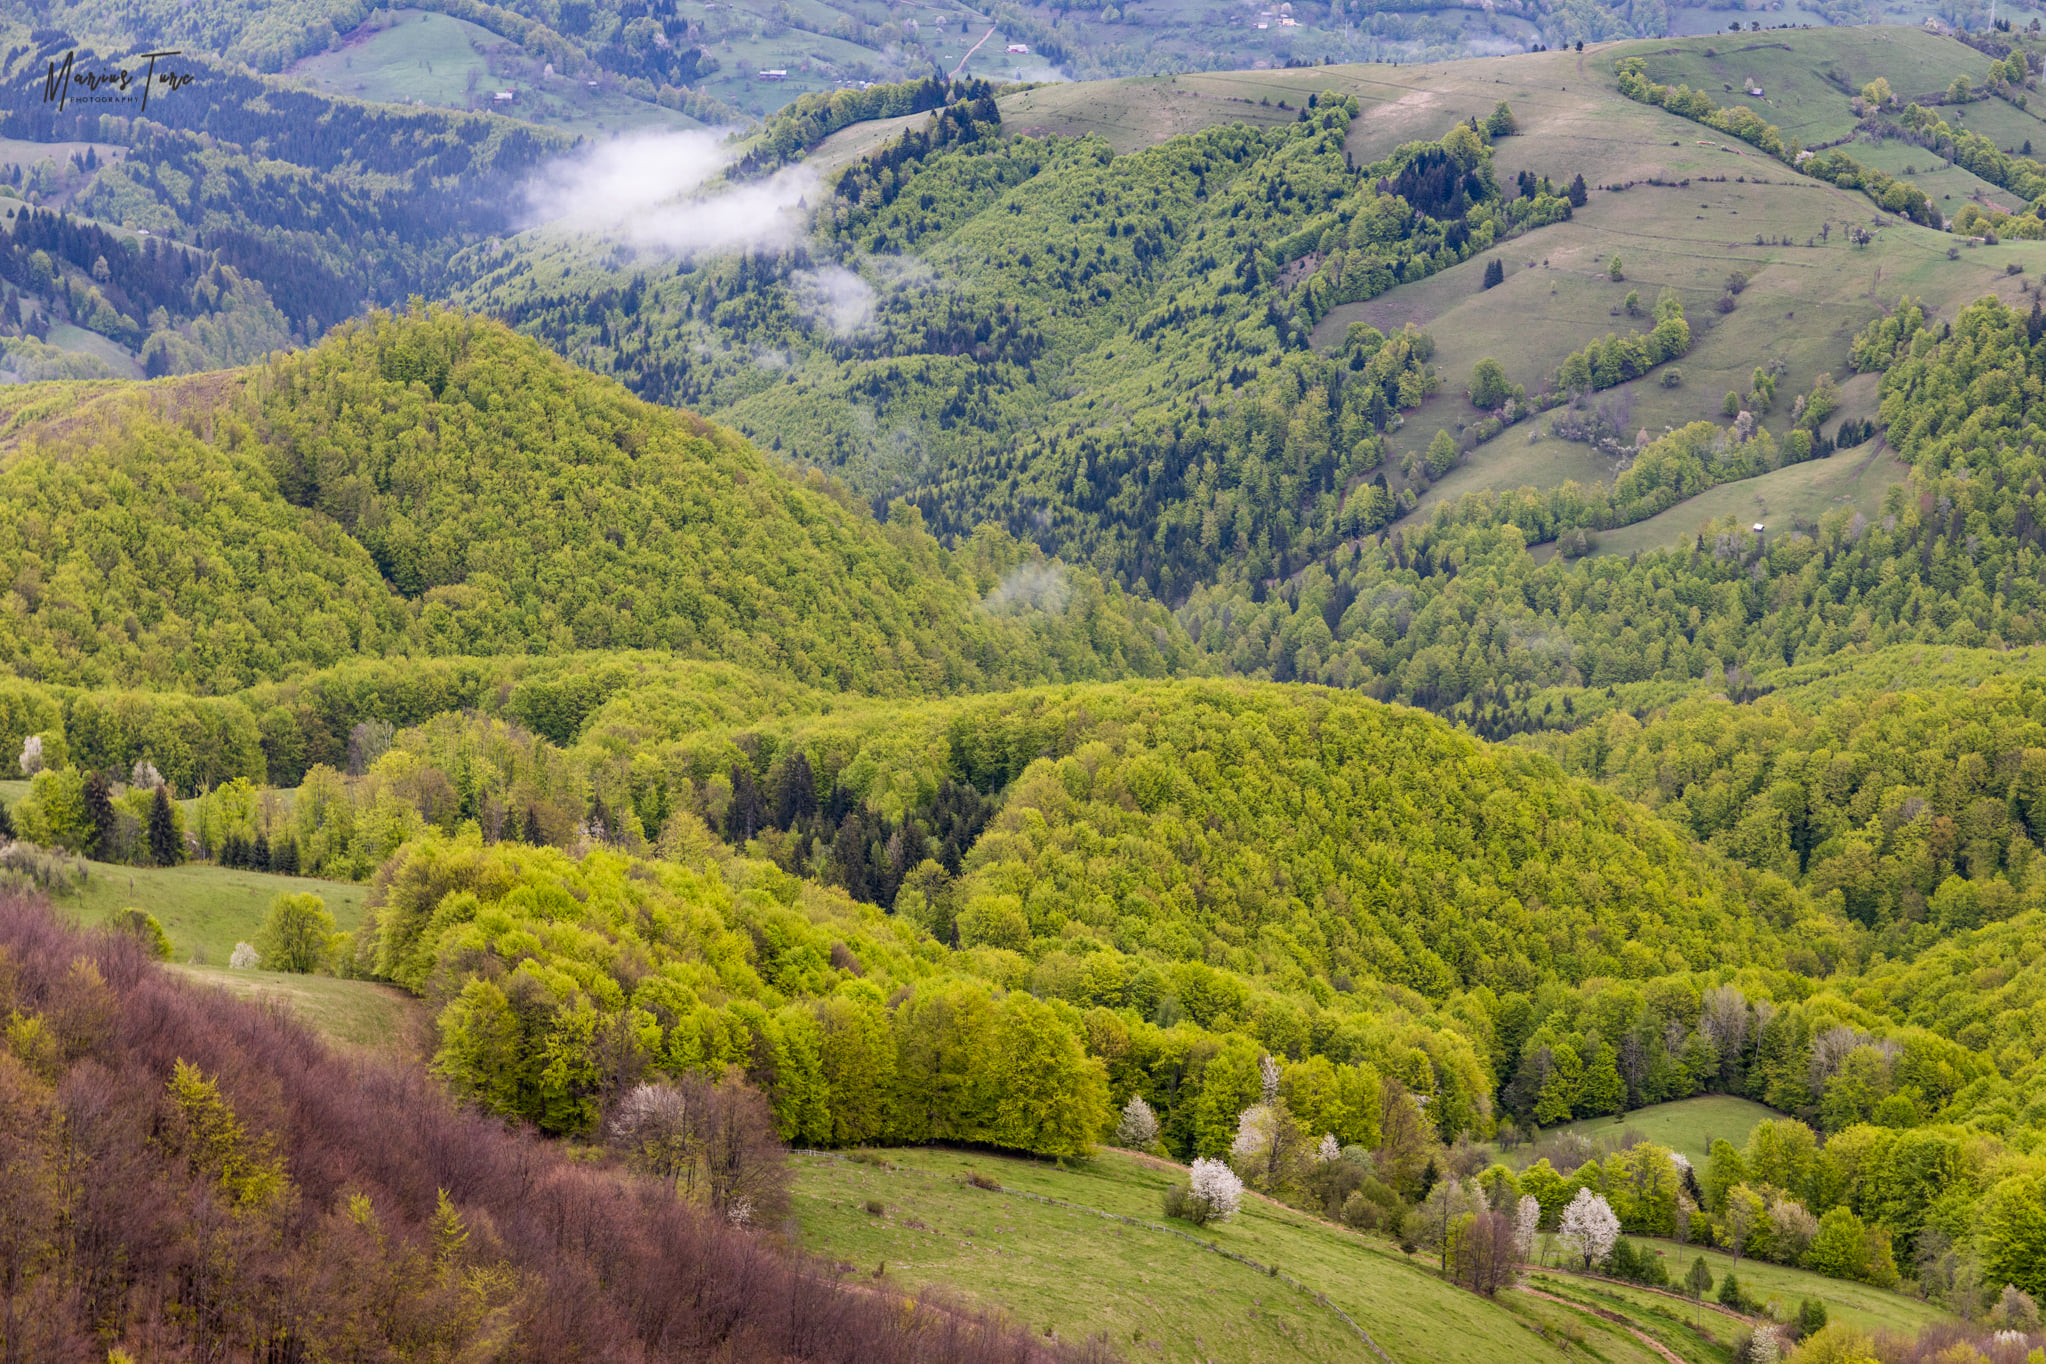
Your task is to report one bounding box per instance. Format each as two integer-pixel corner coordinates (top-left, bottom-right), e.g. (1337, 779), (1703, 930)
(493, 89), (515, 102)
(757, 68), (788, 80)
(1006, 42), (1029, 52)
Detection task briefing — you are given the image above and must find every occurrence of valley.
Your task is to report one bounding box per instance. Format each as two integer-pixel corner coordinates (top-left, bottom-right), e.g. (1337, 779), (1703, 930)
(1, 7), (2046, 1361)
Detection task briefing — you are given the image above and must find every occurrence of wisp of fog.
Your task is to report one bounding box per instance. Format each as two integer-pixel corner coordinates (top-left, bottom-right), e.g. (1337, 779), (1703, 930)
(521, 130), (816, 255)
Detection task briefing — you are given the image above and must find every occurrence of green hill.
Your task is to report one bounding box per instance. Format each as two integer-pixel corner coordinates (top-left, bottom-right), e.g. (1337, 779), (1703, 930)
(0, 308), (1190, 693)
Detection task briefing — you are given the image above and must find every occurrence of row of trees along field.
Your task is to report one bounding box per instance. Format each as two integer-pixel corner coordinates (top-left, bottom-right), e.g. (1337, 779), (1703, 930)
(1159, 1059), (2045, 1313)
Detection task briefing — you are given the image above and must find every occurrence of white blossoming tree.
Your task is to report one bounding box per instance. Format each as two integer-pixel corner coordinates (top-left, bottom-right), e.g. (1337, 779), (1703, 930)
(1316, 1133), (1340, 1164)
(1559, 1188), (1620, 1270)
(229, 941), (261, 970)
(1189, 1157), (1244, 1222)
(18, 735), (42, 777)
(1514, 1194), (1542, 1261)
(1115, 1094), (1160, 1149)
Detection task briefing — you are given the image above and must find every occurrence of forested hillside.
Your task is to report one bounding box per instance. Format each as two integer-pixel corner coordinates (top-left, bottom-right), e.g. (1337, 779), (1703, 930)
(10, 25), (2046, 1361)
(0, 308), (1187, 691)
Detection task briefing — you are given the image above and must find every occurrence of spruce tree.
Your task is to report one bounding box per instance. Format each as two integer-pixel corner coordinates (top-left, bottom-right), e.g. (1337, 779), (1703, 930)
(1482, 258), (1505, 290)
(1568, 172), (1589, 207)
(148, 786), (181, 867)
(84, 771), (114, 857)
(0, 794), (14, 841)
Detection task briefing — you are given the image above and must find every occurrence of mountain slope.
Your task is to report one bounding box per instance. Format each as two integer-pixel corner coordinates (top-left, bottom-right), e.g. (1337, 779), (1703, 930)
(0, 308), (1192, 693)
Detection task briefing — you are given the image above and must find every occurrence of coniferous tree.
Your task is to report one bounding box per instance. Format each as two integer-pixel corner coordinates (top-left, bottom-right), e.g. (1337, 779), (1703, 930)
(1568, 172), (1589, 207)
(148, 785), (182, 867)
(1482, 258), (1505, 290)
(0, 796), (12, 841)
(83, 771), (114, 857)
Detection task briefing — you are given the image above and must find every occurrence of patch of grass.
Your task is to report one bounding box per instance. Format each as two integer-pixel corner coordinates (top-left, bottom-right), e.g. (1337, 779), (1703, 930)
(164, 964), (423, 1051)
(794, 1145), (1584, 1364)
(51, 860), (371, 968)
(1526, 1272), (1740, 1364)
(288, 7), (699, 136)
(42, 324), (142, 378)
(1504, 1284), (1669, 1364)
(1534, 1238), (1955, 1338)
(1520, 1095), (1783, 1168)
(1582, 443), (1908, 560)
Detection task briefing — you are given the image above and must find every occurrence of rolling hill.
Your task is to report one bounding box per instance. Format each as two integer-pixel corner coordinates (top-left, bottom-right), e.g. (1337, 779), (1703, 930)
(7, 21), (2046, 1364)
(0, 308), (1189, 692)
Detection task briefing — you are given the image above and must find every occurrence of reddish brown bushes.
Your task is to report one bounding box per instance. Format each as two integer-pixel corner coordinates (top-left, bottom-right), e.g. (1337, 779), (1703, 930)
(0, 893), (1113, 1363)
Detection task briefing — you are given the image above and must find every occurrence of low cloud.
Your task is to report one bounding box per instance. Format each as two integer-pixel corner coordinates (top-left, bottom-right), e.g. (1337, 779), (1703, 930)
(985, 562), (1071, 613)
(521, 130), (816, 256)
(792, 265), (877, 335)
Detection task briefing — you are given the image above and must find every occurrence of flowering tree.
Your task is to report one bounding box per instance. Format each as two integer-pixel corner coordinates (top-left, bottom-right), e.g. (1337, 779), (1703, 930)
(18, 735), (42, 777)
(1115, 1095), (1159, 1148)
(1189, 1157), (1244, 1222)
(1230, 1099), (1307, 1191)
(229, 941), (260, 970)
(1514, 1194), (1542, 1261)
(1316, 1133), (1340, 1164)
(1560, 1188), (1621, 1270)
(1259, 1053), (1281, 1106)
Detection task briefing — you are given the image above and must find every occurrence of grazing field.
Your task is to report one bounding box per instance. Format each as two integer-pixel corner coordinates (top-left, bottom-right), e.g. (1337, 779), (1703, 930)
(165, 964), (424, 1050)
(288, 8), (698, 135)
(1525, 1272), (1745, 1364)
(1549, 1239), (1959, 1338)
(1583, 443), (1908, 559)
(979, 28), (2045, 555)
(1522, 1096), (1782, 1168)
(794, 1146), (1583, 1364)
(52, 860), (372, 967)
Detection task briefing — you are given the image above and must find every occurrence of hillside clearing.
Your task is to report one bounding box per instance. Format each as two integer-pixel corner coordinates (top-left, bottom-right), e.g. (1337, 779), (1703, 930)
(794, 1146), (1581, 1364)
(1520, 1096), (1782, 1168)
(51, 861), (373, 967)
(165, 964), (424, 1050)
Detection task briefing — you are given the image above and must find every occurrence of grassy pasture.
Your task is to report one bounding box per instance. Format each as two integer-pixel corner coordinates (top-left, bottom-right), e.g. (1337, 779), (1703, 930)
(50, 859), (372, 968)
(164, 964), (424, 1050)
(1584, 442), (1908, 558)
(1851, 137), (2023, 214)
(1623, 28), (1992, 143)
(794, 1145), (1583, 1364)
(289, 8), (698, 135)
(1523, 1096), (1782, 1168)
(1525, 1272), (1745, 1364)
(1565, 1239), (1958, 1338)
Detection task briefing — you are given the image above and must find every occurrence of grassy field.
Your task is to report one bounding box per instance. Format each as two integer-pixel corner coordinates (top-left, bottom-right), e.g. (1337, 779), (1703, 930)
(973, 28), (2031, 552)
(795, 1145), (1584, 1364)
(794, 1142), (1956, 1364)
(288, 8), (698, 136)
(1554, 1239), (1958, 1338)
(51, 860), (371, 968)
(165, 964), (424, 1050)
(1525, 1271), (1745, 1364)
(1524, 1096), (1783, 1168)
(1582, 442), (1909, 559)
